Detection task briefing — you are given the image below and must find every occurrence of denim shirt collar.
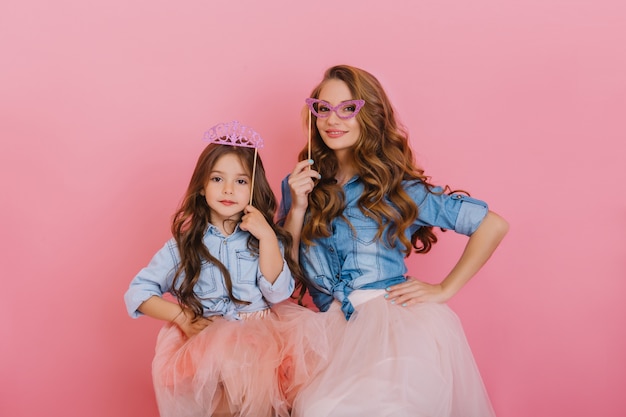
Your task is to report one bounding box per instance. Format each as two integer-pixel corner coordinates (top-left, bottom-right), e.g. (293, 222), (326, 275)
(205, 222), (243, 238)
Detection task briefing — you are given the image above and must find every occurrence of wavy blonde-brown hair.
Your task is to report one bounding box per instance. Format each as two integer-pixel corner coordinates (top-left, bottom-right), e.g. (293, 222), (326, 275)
(299, 65), (446, 256)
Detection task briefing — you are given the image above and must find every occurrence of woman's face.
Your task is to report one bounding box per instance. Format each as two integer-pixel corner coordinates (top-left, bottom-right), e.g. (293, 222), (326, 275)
(315, 79), (361, 156)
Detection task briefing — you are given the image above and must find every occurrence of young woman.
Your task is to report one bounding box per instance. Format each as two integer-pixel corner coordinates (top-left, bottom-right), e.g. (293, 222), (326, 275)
(280, 66), (509, 417)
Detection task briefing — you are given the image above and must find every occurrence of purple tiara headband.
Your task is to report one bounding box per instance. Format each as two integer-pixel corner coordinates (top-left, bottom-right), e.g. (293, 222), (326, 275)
(203, 120), (264, 149)
(202, 120), (264, 206)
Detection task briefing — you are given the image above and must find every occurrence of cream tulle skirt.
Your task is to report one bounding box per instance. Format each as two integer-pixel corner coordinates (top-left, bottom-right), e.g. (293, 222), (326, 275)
(292, 290), (496, 417)
(151, 302), (328, 417)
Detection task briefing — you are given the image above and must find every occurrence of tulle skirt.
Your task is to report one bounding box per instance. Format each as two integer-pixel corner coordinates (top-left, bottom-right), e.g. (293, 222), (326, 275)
(152, 302), (328, 417)
(292, 289), (496, 417)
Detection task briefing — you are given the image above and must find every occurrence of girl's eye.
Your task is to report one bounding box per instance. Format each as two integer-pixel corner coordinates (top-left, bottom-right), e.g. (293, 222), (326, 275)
(236, 178), (248, 185)
(210, 176), (222, 182)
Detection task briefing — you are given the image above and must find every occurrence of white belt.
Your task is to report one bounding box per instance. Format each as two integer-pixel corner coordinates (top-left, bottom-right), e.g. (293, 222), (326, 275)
(347, 289), (386, 307)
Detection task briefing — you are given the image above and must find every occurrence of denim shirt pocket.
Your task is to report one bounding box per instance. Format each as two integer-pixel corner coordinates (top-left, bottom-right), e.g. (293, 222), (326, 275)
(234, 249), (259, 284)
(195, 260), (220, 296)
(345, 208), (379, 244)
(344, 208), (382, 281)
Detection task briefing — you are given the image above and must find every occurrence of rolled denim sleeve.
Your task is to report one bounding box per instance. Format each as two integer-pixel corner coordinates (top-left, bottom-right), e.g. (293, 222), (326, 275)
(454, 195), (488, 235)
(258, 259), (295, 304)
(407, 181), (488, 236)
(124, 241), (177, 318)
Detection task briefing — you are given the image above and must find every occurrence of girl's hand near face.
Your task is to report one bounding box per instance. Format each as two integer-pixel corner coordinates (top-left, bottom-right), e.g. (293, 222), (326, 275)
(240, 205), (284, 283)
(240, 205), (275, 242)
(288, 159), (320, 212)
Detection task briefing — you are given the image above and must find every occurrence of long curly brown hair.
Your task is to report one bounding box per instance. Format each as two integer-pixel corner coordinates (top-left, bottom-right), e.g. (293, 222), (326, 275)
(299, 65), (451, 256)
(171, 143), (302, 321)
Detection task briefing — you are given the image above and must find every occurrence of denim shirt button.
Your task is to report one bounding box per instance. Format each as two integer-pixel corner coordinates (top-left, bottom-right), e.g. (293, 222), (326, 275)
(329, 247), (335, 253)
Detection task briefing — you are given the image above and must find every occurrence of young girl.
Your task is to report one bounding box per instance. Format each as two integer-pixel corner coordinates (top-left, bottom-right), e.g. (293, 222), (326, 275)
(125, 121), (325, 417)
(280, 65), (509, 416)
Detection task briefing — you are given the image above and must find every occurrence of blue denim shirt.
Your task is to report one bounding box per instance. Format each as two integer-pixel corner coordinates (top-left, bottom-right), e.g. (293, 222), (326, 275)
(124, 224), (294, 321)
(278, 175), (488, 319)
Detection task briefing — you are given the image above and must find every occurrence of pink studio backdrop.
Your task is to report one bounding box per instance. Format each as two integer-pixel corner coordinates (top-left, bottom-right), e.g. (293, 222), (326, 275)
(1, 1), (624, 416)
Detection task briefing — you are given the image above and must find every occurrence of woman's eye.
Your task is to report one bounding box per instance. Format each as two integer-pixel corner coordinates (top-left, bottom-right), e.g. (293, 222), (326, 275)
(343, 105), (356, 112)
(318, 105), (330, 113)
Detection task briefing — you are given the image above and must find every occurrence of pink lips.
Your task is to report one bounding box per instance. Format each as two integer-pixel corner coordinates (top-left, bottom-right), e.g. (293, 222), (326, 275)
(220, 200), (236, 206)
(325, 130), (346, 138)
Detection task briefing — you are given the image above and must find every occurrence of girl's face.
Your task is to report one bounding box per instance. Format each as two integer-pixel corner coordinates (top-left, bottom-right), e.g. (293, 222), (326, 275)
(316, 79), (361, 156)
(202, 153), (251, 227)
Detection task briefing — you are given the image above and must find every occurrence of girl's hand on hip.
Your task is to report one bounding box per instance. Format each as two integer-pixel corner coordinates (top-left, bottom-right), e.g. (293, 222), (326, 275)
(174, 309), (213, 338)
(385, 276), (452, 307)
(288, 159), (320, 211)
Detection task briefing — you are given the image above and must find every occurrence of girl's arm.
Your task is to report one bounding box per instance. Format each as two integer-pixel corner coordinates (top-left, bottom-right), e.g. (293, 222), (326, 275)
(281, 159), (320, 264)
(125, 240), (212, 337)
(138, 295), (212, 338)
(386, 211), (509, 306)
(240, 205), (285, 283)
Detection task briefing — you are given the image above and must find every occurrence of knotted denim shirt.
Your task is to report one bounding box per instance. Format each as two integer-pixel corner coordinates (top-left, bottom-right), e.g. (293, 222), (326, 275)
(124, 224), (294, 321)
(278, 175), (488, 320)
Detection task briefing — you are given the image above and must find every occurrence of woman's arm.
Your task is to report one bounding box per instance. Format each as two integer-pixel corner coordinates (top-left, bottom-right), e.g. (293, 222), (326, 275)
(282, 159), (320, 264)
(386, 211), (509, 306)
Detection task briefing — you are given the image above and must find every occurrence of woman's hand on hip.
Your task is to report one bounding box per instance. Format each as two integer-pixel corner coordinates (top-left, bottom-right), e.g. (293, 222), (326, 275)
(385, 276), (452, 307)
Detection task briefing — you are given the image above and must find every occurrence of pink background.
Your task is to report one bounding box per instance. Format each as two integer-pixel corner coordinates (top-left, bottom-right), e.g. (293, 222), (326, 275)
(1, 0), (624, 416)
